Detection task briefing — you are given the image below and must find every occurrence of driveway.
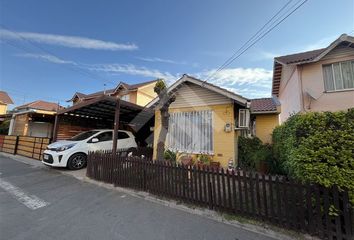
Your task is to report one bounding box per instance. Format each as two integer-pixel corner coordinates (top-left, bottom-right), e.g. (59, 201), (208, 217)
(0, 155), (277, 240)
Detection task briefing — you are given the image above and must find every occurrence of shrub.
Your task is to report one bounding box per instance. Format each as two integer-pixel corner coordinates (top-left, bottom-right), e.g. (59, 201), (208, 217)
(0, 120), (10, 135)
(238, 136), (274, 173)
(198, 154), (211, 165)
(272, 109), (354, 203)
(164, 149), (176, 163)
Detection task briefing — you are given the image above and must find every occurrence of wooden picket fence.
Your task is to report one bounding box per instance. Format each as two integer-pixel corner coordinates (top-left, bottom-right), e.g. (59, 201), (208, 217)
(0, 135), (50, 160)
(87, 151), (353, 240)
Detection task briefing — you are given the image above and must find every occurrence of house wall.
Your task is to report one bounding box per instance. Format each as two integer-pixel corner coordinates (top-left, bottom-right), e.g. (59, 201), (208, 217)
(136, 83), (158, 106)
(153, 103), (236, 168)
(278, 65), (302, 123)
(255, 114), (279, 143)
(300, 50), (354, 113)
(12, 114), (29, 136)
(278, 45), (354, 123)
(170, 82), (232, 108)
(0, 104), (7, 114)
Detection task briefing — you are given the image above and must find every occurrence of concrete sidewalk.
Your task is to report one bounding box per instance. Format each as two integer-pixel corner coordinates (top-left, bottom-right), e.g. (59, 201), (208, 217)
(0, 152), (309, 240)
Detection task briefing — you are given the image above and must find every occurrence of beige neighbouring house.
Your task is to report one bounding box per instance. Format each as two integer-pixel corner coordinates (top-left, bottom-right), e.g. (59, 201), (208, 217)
(272, 34), (354, 123)
(0, 91), (14, 115)
(68, 79), (158, 107)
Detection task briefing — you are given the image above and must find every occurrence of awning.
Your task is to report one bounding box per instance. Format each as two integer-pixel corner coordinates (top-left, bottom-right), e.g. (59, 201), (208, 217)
(57, 95), (154, 124)
(54, 95), (154, 153)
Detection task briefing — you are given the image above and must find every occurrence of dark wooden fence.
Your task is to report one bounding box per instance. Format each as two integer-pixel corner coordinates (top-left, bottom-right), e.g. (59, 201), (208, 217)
(0, 135), (50, 160)
(87, 151), (353, 240)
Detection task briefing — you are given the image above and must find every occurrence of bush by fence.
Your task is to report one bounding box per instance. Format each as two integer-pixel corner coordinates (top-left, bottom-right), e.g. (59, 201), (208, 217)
(87, 151), (353, 240)
(272, 110), (354, 204)
(0, 135), (50, 160)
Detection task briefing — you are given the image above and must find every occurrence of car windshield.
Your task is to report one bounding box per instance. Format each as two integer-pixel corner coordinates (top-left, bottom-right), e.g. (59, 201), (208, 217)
(69, 130), (99, 141)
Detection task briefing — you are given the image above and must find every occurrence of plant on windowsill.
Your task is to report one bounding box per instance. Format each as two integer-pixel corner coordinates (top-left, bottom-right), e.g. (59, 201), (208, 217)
(178, 153), (194, 166)
(164, 149), (177, 164)
(196, 154), (211, 168)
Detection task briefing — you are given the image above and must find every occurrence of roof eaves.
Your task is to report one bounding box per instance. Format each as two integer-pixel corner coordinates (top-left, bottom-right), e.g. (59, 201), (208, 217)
(146, 74), (249, 108)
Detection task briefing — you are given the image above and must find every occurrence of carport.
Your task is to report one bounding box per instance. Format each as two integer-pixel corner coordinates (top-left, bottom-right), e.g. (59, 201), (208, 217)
(53, 95), (154, 154)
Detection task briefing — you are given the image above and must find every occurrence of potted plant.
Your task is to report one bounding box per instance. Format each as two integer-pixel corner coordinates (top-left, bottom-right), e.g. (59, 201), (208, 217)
(197, 154), (211, 168)
(178, 153), (194, 166)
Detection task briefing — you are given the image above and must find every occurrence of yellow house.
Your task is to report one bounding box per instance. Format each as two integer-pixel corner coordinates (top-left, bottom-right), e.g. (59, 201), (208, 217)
(68, 80), (158, 107)
(0, 91), (14, 115)
(249, 98), (281, 144)
(147, 75), (280, 168)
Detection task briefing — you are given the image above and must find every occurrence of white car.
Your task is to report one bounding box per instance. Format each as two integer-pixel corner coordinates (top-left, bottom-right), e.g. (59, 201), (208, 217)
(42, 129), (138, 170)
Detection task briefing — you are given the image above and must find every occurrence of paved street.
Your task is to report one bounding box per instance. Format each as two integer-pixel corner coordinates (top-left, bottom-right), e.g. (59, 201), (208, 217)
(0, 156), (276, 240)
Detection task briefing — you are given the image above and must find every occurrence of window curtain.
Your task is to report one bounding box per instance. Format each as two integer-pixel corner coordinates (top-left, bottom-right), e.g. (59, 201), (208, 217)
(323, 65), (335, 91)
(167, 110), (213, 154)
(341, 61), (354, 89)
(323, 60), (354, 91)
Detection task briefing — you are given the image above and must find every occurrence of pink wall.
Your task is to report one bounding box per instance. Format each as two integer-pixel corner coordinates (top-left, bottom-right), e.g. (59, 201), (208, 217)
(300, 55), (354, 113)
(279, 65), (302, 123)
(278, 49), (354, 123)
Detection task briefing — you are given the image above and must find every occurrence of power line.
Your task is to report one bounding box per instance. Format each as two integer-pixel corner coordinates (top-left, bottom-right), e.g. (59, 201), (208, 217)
(205, 0), (308, 81)
(206, 0), (294, 81)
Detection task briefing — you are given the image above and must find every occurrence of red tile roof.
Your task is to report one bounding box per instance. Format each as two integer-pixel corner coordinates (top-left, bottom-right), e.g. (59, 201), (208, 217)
(0, 91), (14, 104)
(250, 98), (279, 113)
(275, 48), (326, 65)
(15, 100), (62, 112)
(68, 79), (158, 102)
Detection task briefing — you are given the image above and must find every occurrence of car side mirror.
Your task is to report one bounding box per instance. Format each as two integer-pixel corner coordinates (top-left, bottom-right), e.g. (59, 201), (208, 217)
(91, 138), (99, 143)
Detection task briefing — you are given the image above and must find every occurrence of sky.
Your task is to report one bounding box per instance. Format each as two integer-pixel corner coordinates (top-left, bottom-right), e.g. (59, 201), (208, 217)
(0, 0), (353, 108)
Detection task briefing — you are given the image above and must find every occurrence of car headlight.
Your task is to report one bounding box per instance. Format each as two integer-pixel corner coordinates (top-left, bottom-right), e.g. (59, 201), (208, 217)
(56, 144), (76, 152)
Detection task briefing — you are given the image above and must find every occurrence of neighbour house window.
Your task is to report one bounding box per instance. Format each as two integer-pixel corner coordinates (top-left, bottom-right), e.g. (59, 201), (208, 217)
(238, 109), (250, 128)
(121, 94), (130, 102)
(323, 60), (354, 91)
(167, 110), (213, 154)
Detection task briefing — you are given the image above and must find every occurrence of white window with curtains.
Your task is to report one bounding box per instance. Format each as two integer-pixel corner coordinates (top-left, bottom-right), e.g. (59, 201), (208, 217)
(121, 94), (130, 102)
(323, 60), (354, 92)
(238, 109), (250, 128)
(167, 110), (213, 154)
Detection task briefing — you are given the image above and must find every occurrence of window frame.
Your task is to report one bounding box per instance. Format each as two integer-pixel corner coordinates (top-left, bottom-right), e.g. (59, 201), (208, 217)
(322, 60), (354, 92)
(238, 109), (250, 128)
(121, 94), (130, 102)
(167, 110), (214, 155)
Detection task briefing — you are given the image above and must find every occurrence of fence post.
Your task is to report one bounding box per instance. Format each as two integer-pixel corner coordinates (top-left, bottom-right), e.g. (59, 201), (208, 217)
(208, 181), (213, 210)
(14, 136), (19, 155)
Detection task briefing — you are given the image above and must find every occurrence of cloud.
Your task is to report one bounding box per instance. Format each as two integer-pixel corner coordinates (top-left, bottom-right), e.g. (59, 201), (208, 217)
(195, 68), (273, 98)
(15, 53), (76, 64)
(197, 67), (272, 86)
(301, 35), (337, 52)
(16, 52), (272, 98)
(0, 29), (138, 51)
(87, 63), (179, 83)
(136, 57), (187, 65)
(258, 34), (339, 60)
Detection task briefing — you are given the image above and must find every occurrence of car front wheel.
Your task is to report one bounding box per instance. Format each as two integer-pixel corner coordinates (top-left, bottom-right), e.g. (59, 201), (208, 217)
(67, 153), (87, 170)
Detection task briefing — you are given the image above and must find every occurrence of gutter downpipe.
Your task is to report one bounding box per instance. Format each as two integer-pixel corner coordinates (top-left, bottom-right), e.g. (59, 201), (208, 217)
(299, 65), (306, 112)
